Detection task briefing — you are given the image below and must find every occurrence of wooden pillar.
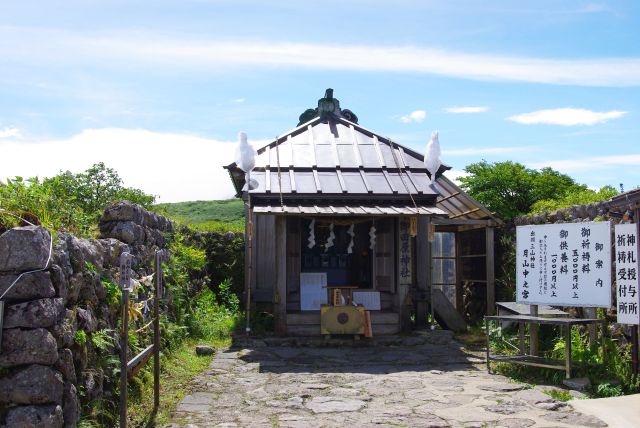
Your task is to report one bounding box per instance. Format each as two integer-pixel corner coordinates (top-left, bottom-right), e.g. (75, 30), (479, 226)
(274, 216), (288, 335)
(416, 215), (431, 329)
(486, 226), (496, 316)
(583, 307), (597, 347)
(530, 304), (539, 356)
(243, 201), (252, 310)
(455, 230), (463, 313)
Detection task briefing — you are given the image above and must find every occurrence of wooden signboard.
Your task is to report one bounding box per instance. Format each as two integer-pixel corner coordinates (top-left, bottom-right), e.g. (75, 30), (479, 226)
(516, 222), (612, 307)
(614, 223), (640, 325)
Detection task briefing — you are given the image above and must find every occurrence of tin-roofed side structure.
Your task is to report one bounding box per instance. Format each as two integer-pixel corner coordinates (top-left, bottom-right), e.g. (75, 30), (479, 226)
(225, 89), (501, 335)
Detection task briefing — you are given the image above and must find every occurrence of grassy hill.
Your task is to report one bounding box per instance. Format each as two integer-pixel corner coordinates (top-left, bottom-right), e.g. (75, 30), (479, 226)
(154, 199), (245, 232)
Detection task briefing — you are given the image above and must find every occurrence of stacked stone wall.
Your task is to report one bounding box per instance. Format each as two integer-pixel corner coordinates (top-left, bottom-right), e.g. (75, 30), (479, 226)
(0, 202), (175, 427)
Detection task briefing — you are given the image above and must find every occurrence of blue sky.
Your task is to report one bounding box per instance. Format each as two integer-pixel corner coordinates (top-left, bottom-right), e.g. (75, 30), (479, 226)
(1, 0), (639, 202)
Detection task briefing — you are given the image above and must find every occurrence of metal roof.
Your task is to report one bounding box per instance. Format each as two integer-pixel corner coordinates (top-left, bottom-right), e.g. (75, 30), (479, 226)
(225, 90), (501, 223)
(226, 115), (447, 198)
(252, 203), (447, 216)
(435, 175), (502, 224)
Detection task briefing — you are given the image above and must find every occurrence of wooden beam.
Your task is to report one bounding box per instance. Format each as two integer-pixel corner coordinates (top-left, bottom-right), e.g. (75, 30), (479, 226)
(275, 216), (287, 335)
(486, 226), (495, 316)
(450, 207), (482, 219)
(415, 215), (431, 329)
(432, 218), (492, 226)
(127, 345), (154, 378)
(437, 191), (461, 203)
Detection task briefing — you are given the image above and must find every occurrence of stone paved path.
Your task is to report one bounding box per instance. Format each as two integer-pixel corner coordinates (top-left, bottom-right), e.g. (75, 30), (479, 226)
(167, 333), (607, 428)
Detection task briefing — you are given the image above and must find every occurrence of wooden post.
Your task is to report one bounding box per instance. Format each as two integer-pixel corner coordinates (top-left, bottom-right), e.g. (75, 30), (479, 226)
(565, 324), (572, 379)
(415, 215), (431, 329)
(153, 251), (161, 411)
(274, 216), (287, 335)
(120, 288), (129, 428)
(119, 251), (132, 428)
(244, 198), (253, 334)
(0, 301), (4, 351)
(486, 226), (496, 316)
(530, 304), (539, 356)
(584, 307), (597, 347)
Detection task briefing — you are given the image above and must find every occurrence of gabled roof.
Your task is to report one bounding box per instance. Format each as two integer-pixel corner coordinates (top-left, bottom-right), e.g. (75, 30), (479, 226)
(225, 89), (501, 223)
(225, 115), (449, 199)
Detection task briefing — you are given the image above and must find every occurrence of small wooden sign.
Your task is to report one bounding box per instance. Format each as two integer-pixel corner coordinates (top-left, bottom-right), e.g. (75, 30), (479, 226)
(120, 252), (133, 292)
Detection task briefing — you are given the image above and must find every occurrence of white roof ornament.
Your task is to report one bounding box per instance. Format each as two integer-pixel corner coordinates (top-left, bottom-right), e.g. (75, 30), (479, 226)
(424, 131), (442, 184)
(235, 132), (256, 173)
(235, 132), (258, 191)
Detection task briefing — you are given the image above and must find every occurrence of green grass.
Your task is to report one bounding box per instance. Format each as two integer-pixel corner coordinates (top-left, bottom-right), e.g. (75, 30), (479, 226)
(126, 337), (230, 427)
(154, 199), (244, 232)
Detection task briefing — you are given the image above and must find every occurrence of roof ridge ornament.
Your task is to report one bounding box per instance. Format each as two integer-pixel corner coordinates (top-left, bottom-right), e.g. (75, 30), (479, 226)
(297, 88), (359, 126)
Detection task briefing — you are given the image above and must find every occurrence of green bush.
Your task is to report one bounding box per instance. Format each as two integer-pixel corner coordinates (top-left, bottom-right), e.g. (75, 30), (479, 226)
(0, 162), (155, 237)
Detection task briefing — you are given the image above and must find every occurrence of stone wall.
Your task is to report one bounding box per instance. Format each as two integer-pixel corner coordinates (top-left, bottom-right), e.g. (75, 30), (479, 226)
(0, 202), (175, 427)
(512, 200), (624, 227)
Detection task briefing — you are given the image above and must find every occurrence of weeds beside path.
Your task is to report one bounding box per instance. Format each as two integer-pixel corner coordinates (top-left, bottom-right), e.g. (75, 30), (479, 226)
(126, 337), (230, 427)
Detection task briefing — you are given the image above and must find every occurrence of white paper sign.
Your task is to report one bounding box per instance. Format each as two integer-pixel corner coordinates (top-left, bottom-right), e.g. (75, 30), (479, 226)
(516, 222), (612, 307)
(615, 223), (640, 324)
(300, 272), (328, 311)
(353, 291), (381, 310)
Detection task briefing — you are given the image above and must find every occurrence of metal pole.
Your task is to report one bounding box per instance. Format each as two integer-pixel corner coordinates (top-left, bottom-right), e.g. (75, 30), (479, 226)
(565, 324), (572, 379)
(153, 251), (161, 410)
(120, 288), (129, 428)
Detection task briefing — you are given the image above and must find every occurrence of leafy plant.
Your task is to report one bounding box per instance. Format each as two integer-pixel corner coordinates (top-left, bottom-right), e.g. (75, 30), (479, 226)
(91, 329), (116, 352)
(102, 279), (122, 307)
(596, 382), (624, 398)
(543, 389), (573, 402)
(84, 261), (98, 273)
(0, 163), (155, 237)
(74, 329), (88, 347)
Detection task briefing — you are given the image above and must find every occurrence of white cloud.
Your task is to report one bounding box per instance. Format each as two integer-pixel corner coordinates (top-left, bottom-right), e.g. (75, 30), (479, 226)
(0, 127), (22, 139)
(508, 108), (627, 126)
(0, 128), (270, 202)
(231, 98), (245, 103)
(2, 27), (640, 86)
(445, 106), (489, 113)
(400, 110), (427, 123)
(444, 146), (533, 156)
(530, 154), (640, 172)
(444, 169), (470, 185)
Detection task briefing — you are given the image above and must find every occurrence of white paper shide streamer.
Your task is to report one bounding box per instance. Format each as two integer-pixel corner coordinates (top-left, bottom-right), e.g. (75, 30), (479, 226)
(347, 224), (355, 254)
(369, 224), (376, 250)
(307, 219), (316, 249)
(235, 131), (257, 189)
(424, 131), (441, 184)
(325, 223), (335, 252)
